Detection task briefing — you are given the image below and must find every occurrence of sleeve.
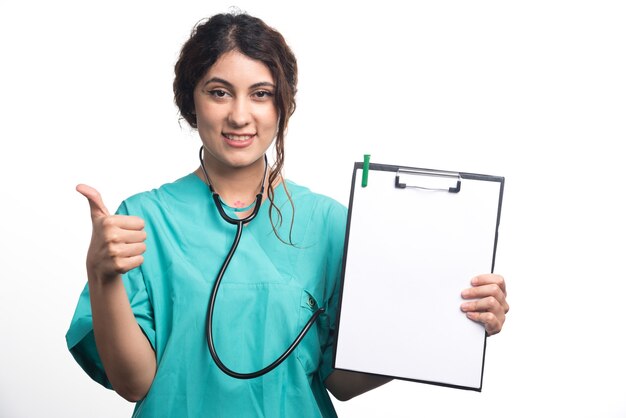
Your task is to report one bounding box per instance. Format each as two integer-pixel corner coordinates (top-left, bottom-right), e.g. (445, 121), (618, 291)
(65, 201), (156, 389)
(318, 202), (348, 382)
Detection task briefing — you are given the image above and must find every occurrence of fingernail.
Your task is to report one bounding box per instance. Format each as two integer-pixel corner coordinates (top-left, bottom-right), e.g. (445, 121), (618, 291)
(471, 277), (479, 285)
(461, 289), (470, 297)
(461, 303), (470, 311)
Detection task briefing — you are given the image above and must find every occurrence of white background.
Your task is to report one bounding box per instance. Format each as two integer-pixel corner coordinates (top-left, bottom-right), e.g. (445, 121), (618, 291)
(1, 1), (624, 417)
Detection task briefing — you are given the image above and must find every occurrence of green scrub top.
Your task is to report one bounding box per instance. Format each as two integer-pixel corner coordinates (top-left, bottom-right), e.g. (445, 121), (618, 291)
(66, 173), (347, 418)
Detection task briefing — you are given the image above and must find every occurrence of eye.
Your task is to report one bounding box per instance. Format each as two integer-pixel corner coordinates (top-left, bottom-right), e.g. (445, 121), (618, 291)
(252, 90), (274, 100)
(208, 89), (230, 99)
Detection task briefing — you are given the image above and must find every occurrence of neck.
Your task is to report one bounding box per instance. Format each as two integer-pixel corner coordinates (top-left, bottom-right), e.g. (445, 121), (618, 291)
(196, 154), (268, 209)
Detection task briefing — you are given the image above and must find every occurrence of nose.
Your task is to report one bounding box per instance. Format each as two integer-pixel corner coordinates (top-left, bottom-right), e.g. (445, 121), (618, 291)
(227, 98), (251, 128)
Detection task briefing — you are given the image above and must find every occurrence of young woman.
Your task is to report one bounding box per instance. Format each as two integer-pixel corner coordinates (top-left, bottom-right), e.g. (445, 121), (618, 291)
(66, 12), (509, 418)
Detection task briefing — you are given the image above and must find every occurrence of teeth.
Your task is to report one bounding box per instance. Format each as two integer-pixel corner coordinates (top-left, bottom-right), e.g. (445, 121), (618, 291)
(225, 134), (253, 141)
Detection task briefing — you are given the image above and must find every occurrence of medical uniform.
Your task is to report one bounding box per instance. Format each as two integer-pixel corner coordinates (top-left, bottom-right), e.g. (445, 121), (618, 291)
(66, 173), (347, 418)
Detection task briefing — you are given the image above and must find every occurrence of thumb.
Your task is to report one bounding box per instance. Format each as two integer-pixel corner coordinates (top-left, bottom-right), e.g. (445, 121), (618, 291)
(76, 184), (111, 220)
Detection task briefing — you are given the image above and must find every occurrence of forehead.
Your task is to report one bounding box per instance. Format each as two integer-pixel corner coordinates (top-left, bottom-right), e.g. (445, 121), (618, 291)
(204, 50), (274, 85)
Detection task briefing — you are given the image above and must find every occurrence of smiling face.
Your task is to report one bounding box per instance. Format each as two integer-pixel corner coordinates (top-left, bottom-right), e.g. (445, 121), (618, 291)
(193, 50), (279, 173)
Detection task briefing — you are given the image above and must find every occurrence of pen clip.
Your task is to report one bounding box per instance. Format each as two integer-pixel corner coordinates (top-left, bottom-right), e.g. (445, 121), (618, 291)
(361, 154), (371, 188)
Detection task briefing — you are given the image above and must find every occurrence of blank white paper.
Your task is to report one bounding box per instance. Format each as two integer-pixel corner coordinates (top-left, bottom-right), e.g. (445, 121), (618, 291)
(334, 167), (503, 390)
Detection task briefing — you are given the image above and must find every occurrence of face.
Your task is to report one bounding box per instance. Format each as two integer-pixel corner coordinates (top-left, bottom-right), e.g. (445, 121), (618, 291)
(193, 50), (278, 173)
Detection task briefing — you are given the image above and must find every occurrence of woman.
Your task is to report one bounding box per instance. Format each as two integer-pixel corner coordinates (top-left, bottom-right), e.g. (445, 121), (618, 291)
(66, 12), (509, 418)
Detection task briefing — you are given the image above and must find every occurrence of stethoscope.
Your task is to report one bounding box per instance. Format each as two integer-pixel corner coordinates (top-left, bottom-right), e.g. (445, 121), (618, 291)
(199, 146), (325, 379)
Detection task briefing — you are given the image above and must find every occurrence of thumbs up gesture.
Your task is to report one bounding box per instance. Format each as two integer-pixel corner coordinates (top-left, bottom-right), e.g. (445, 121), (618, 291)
(76, 184), (147, 282)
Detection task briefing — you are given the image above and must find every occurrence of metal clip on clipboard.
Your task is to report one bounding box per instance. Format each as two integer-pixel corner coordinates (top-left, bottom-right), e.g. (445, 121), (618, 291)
(395, 168), (462, 193)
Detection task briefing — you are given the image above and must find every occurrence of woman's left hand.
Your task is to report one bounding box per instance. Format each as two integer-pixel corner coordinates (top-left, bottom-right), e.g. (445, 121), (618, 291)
(460, 274), (509, 336)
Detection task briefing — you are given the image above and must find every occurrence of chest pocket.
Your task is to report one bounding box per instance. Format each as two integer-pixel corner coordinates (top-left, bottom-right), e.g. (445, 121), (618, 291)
(296, 290), (325, 375)
(212, 283), (323, 376)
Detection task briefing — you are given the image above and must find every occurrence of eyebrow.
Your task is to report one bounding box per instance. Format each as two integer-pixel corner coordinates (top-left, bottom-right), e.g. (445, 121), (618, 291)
(202, 77), (275, 90)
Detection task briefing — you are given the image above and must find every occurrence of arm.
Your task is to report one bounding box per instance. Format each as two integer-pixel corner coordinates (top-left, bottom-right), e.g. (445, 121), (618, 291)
(78, 184), (156, 402)
(88, 274), (156, 401)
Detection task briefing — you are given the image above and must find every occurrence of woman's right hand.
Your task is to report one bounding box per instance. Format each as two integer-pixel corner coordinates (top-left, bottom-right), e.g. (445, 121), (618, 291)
(75, 184), (155, 402)
(76, 184), (147, 282)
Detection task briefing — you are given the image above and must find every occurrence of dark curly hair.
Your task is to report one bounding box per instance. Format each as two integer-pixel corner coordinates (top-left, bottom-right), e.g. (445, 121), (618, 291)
(174, 12), (298, 243)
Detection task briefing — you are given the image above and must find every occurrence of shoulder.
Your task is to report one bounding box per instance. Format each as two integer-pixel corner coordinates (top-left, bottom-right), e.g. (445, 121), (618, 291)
(116, 173), (205, 216)
(283, 180), (347, 218)
(281, 180), (347, 236)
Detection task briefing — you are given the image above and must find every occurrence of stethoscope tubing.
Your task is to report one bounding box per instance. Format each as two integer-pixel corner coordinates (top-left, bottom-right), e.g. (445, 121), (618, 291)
(199, 146), (325, 379)
(205, 219), (325, 379)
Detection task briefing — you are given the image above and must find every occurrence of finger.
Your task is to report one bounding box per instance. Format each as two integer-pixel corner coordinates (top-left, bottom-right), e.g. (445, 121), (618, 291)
(461, 283), (508, 308)
(466, 311), (503, 336)
(472, 274), (506, 296)
(103, 215), (146, 231)
(106, 242), (147, 259)
(99, 226), (146, 246)
(110, 255), (145, 275)
(122, 229), (147, 244)
(76, 184), (110, 220)
(461, 296), (505, 315)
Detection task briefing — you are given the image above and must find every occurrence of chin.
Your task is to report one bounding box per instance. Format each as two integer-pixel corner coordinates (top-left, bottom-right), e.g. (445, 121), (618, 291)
(225, 155), (265, 169)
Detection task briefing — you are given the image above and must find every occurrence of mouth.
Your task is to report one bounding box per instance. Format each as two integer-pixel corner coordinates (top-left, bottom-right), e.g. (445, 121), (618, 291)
(222, 133), (256, 148)
(224, 133), (255, 141)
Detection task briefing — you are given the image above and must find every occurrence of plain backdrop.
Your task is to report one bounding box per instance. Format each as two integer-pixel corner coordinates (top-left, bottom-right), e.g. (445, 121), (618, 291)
(1, 1), (625, 417)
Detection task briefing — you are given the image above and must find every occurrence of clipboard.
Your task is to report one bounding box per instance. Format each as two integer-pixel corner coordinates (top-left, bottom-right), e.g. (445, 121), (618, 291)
(333, 161), (505, 391)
